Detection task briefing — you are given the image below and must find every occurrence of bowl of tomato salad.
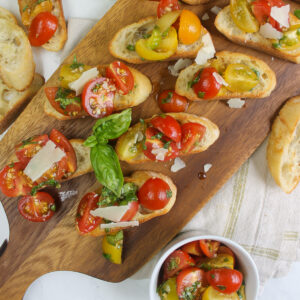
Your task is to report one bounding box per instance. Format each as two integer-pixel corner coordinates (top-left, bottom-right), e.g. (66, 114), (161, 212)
(150, 231), (259, 300)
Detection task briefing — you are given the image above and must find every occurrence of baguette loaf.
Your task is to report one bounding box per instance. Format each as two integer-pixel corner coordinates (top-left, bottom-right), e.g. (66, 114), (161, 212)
(0, 6), (17, 24)
(175, 51), (276, 101)
(215, 6), (300, 64)
(78, 170), (177, 237)
(267, 97), (300, 193)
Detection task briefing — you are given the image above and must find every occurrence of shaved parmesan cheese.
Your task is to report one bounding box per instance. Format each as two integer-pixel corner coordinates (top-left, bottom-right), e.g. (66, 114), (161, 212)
(100, 220), (139, 229)
(133, 131), (144, 144)
(213, 72), (228, 86)
(204, 163), (212, 173)
(90, 205), (129, 222)
(270, 5), (290, 28)
(24, 141), (66, 182)
(211, 6), (222, 15)
(259, 23), (283, 39)
(227, 98), (245, 108)
(151, 147), (168, 161)
(202, 13), (210, 21)
(171, 157), (186, 172)
(68, 67), (99, 95)
(195, 34), (215, 65)
(168, 58), (193, 76)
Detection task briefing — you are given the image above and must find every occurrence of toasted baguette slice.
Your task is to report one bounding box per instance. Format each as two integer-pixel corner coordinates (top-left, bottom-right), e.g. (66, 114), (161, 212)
(215, 6), (300, 64)
(175, 51), (276, 101)
(78, 171), (177, 237)
(0, 74), (44, 134)
(109, 16), (212, 64)
(267, 97), (300, 193)
(116, 112), (220, 164)
(182, 0), (210, 4)
(44, 65), (152, 120)
(0, 19), (35, 91)
(0, 6), (17, 24)
(18, 0), (67, 51)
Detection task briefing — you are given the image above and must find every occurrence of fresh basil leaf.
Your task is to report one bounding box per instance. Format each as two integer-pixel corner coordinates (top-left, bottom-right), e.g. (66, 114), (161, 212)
(31, 179), (61, 196)
(83, 135), (98, 147)
(23, 4), (29, 12)
(70, 55), (84, 70)
(106, 230), (123, 246)
(19, 137), (38, 149)
(294, 9), (300, 19)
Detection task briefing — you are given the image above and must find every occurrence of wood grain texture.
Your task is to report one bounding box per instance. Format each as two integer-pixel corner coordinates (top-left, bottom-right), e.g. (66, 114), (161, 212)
(1, 0), (300, 299)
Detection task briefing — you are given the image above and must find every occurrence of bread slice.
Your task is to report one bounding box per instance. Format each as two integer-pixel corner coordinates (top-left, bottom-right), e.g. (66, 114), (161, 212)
(0, 6), (17, 24)
(182, 0), (210, 4)
(116, 112), (220, 164)
(175, 51), (276, 101)
(0, 73), (44, 134)
(78, 170), (177, 237)
(0, 18), (35, 91)
(109, 16), (211, 64)
(267, 96), (300, 193)
(18, 0), (67, 51)
(44, 65), (152, 120)
(215, 6), (300, 64)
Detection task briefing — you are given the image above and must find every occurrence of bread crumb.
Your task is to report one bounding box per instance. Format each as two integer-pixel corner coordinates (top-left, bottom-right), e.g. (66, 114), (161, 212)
(204, 163), (212, 173)
(202, 13), (210, 21)
(227, 98), (245, 108)
(171, 157), (186, 172)
(211, 6), (222, 15)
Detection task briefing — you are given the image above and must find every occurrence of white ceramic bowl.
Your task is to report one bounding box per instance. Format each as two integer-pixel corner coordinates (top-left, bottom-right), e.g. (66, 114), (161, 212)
(149, 231), (259, 300)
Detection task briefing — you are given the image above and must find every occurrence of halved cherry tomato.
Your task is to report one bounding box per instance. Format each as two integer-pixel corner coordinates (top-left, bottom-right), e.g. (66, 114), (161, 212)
(81, 77), (115, 119)
(120, 201), (139, 221)
(28, 12), (58, 46)
(182, 241), (203, 256)
(206, 269), (243, 294)
(218, 246), (235, 264)
(151, 115), (182, 143)
(76, 192), (102, 234)
(18, 192), (56, 222)
(200, 240), (220, 258)
(0, 162), (31, 197)
(163, 249), (195, 280)
(176, 267), (206, 298)
(181, 122), (206, 153)
(106, 61), (134, 95)
(192, 67), (222, 99)
(158, 90), (188, 113)
(138, 177), (172, 210)
(15, 134), (49, 165)
(45, 87), (83, 117)
(157, 0), (180, 18)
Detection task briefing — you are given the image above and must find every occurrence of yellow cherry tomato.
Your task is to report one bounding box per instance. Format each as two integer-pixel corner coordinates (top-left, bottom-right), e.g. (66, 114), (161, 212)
(22, 0), (53, 26)
(102, 230), (123, 265)
(178, 9), (203, 45)
(158, 277), (179, 300)
(202, 286), (240, 300)
(156, 10), (181, 33)
(223, 63), (259, 92)
(230, 0), (259, 33)
(199, 254), (234, 270)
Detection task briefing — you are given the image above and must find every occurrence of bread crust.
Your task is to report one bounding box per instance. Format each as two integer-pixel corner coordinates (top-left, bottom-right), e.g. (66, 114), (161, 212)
(175, 51), (276, 101)
(0, 6), (18, 24)
(267, 96), (300, 193)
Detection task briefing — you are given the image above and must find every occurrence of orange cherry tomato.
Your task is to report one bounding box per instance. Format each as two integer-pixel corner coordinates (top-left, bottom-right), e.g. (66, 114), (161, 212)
(182, 241), (203, 256)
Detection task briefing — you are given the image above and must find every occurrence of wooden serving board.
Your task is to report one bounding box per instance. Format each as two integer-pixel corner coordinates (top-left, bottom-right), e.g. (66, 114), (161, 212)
(1, 0), (300, 298)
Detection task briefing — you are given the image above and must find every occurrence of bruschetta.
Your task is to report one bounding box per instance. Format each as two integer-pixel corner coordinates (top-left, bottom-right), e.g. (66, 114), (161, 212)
(175, 51), (276, 101)
(116, 112), (219, 164)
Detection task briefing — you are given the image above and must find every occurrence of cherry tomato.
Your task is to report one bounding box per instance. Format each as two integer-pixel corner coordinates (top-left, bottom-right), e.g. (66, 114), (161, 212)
(158, 90), (188, 113)
(0, 162), (31, 197)
(163, 249), (195, 280)
(106, 61), (134, 95)
(192, 67), (222, 99)
(76, 192), (102, 234)
(18, 192), (56, 222)
(28, 12), (58, 46)
(81, 77), (115, 119)
(157, 0), (180, 18)
(15, 134), (49, 165)
(182, 241), (203, 256)
(181, 122), (206, 153)
(143, 127), (179, 161)
(120, 201), (139, 221)
(206, 269), (243, 294)
(138, 177), (172, 210)
(176, 267), (206, 298)
(151, 115), (182, 143)
(218, 245), (236, 265)
(45, 87), (83, 117)
(200, 240), (220, 258)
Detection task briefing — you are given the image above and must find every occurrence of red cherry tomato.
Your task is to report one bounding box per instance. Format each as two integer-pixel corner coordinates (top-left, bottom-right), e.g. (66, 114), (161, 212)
(138, 177), (172, 210)
(76, 192), (102, 234)
(28, 12), (58, 46)
(192, 67), (222, 99)
(106, 61), (134, 95)
(81, 77), (115, 119)
(157, 0), (180, 18)
(218, 245), (236, 265)
(199, 240), (220, 258)
(15, 134), (49, 165)
(176, 267), (206, 298)
(182, 241), (203, 256)
(120, 201), (139, 221)
(158, 90), (188, 113)
(206, 268), (243, 294)
(151, 115), (182, 143)
(181, 122), (206, 153)
(18, 192), (56, 222)
(0, 162), (31, 197)
(163, 249), (195, 280)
